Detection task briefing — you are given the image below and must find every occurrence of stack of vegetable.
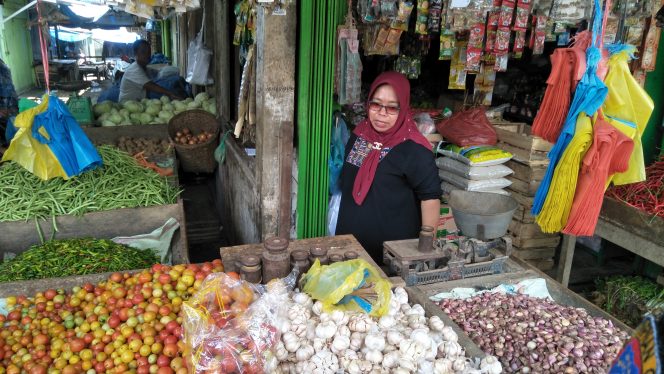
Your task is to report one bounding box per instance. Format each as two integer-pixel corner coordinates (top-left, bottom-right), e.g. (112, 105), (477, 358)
(0, 238), (158, 282)
(607, 157), (664, 217)
(438, 293), (629, 373)
(93, 93), (216, 127)
(114, 137), (173, 157)
(594, 276), (664, 328)
(272, 287), (502, 373)
(0, 145), (180, 222)
(173, 128), (215, 145)
(0, 261), (225, 373)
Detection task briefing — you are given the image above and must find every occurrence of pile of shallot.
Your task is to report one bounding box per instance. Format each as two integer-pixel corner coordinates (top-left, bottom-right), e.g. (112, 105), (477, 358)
(270, 287), (502, 374)
(438, 293), (630, 374)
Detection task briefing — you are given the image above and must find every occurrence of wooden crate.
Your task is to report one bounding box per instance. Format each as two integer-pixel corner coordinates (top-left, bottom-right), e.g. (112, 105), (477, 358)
(492, 122), (553, 166)
(506, 159), (547, 182)
(510, 190), (535, 210)
(509, 219), (552, 239)
(220, 235), (388, 279)
(508, 177), (541, 197)
(526, 258), (555, 271)
(513, 205), (537, 224)
(510, 234), (561, 249)
(511, 246), (556, 261)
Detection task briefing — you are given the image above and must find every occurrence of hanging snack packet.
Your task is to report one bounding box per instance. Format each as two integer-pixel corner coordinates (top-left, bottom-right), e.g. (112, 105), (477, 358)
(513, 30), (526, 58)
(488, 11), (499, 27)
(391, 1), (414, 31)
(494, 54), (509, 72)
(383, 28), (403, 55)
(371, 26), (390, 54)
(485, 27), (497, 52)
(494, 27), (511, 54)
(380, 0), (398, 21)
(428, 0), (444, 33)
(466, 47), (483, 72)
(439, 29), (456, 60)
(514, 3), (530, 29)
(415, 0), (430, 35)
(469, 23), (486, 48)
(498, 0), (516, 28)
(533, 31), (546, 54)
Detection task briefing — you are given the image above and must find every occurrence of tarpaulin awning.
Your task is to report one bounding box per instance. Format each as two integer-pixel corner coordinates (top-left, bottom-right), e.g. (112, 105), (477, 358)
(50, 26), (139, 43)
(49, 27), (91, 42)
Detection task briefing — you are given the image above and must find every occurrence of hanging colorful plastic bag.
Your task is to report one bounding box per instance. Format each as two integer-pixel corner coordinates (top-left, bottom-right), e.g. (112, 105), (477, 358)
(435, 107), (497, 147)
(2, 95), (102, 180)
(603, 45), (654, 186)
(301, 259), (391, 317)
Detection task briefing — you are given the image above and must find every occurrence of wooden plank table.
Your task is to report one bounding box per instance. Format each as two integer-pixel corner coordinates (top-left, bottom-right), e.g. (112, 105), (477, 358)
(557, 197), (664, 287)
(220, 234), (388, 278)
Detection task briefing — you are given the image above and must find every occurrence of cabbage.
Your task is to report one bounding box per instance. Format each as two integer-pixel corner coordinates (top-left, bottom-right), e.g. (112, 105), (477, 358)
(206, 103), (217, 116)
(139, 113), (153, 125)
(145, 105), (161, 116)
(158, 111), (174, 121)
(119, 108), (130, 117)
(160, 95), (171, 104)
(130, 113), (142, 122)
(194, 92), (209, 103)
(93, 101), (113, 117)
(98, 112), (111, 122)
(173, 101), (187, 111)
(123, 100), (143, 113)
(150, 99), (161, 106)
(141, 98), (149, 105)
(187, 101), (201, 109)
(109, 113), (123, 124)
(162, 103), (174, 112)
(101, 120), (116, 127)
(184, 98), (193, 104)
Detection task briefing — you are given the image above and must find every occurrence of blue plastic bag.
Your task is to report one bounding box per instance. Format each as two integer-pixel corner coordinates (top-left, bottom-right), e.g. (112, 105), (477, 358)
(329, 114), (350, 195)
(30, 96), (102, 178)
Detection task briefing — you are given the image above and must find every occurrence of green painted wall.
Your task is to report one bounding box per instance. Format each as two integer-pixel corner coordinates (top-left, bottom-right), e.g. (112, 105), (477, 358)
(644, 29), (664, 161)
(0, 0), (36, 92)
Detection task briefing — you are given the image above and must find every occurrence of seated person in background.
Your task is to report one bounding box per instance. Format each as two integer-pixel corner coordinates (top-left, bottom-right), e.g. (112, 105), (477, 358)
(119, 40), (183, 102)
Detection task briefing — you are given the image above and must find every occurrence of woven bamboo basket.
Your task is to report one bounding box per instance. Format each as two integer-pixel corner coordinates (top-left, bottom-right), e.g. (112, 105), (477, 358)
(168, 110), (220, 173)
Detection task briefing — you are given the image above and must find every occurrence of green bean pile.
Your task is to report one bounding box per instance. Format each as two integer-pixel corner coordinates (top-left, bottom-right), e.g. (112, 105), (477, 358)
(0, 145), (181, 222)
(0, 238), (158, 282)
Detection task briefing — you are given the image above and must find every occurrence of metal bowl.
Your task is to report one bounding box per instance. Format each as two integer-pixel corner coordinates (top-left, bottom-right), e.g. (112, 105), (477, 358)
(449, 190), (519, 240)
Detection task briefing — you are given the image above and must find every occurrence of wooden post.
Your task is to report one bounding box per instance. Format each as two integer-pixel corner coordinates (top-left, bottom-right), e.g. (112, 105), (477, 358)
(556, 234), (577, 287)
(212, 0), (230, 122)
(254, 3), (297, 240)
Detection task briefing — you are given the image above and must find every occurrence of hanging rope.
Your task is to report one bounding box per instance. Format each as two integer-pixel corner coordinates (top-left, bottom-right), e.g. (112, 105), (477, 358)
(36, 0), (50, 93)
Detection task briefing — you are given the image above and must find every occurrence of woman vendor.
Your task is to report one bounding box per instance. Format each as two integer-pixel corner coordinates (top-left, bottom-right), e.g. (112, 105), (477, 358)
(336, 71), (441, 264)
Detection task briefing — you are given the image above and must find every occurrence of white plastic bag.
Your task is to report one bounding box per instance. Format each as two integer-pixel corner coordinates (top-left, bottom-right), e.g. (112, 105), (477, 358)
(441, 181), (510, 196)
(186, 17), (214, 86)
(436, 156), (513, 180)
(439, 171), (512, 191)
(327, 192), (342, 236)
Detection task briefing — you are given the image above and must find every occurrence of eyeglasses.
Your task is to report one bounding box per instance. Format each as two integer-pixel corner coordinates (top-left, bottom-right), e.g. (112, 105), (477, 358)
(368, 101), (400, 116)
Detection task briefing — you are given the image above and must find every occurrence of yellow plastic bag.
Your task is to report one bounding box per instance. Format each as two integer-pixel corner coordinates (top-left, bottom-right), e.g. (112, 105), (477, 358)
(301, 259), (391, 317)
(1, 96), (68, 180)
(603, 48), (654, 185)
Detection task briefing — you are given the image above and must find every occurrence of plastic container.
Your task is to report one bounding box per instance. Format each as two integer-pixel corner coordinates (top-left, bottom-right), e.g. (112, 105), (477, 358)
(168, 110), (220, 173)
(66, 95), (94, 126)
(261, 237), (290, 283)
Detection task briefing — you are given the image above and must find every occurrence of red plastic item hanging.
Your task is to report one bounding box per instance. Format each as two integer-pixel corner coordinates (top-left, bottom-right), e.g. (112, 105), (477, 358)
(36, 0), (50, 93)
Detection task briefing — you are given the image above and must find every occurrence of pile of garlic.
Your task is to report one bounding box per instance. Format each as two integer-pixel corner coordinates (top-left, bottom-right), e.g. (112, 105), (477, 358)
(268, 287), (503, 374)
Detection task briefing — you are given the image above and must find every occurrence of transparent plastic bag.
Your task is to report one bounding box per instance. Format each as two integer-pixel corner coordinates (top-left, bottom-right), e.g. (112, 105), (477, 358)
(327, 192), (342, 236)
(300, 259), (391, 317)
(182, 270), (297, 373)
(186, 17), (214, 86)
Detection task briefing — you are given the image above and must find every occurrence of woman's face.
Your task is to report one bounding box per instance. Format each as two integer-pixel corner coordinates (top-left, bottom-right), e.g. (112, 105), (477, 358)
(368, 84), (400, 133)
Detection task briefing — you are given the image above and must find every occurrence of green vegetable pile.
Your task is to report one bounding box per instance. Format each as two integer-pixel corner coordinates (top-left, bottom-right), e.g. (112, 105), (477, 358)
(0, 238), (158, 282)
(0, 145), (181, 222)
(594, 275), (664, 327)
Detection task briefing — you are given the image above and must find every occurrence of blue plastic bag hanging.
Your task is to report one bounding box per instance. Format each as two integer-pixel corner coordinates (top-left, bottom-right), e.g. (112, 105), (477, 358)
(329, 113), (350, 195)
(30, 95), (102, 177)
(532, 0), (608, 215)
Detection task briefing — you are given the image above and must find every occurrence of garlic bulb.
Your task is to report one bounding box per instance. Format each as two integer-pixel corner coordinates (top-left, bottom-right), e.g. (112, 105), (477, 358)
(394, 287), (409, 305)
(364, 332), (386, 351)
(348, 314), (372, 332)
(305, 320), (317, 340)
(409, 304), (426, 316)
(315, 320), (337, 340)
(434, 358), (454, 374)
(378, 315), (396, 329)
(312, 337), (327, 352)
(400, 339), (427, 361)
(386, 329), (403, 346)
(365, 349), (383, 364)
(438, 341), (464, 358)
(399, 358), (417, 372)
(331, 309), (349, 326)
(408, 314), (427, 329)
(452, 357), (467, 371)
(311, 300), (324, 316)
(331, 335), (350, 353)
(429, 315), (445, 332)
(295, 344), (314, 361)
(382, 351), (401, 368)
(440, 326), (459, 342)
(337, 325), (351, 338)
(319, 312), (331, 323)
(417, 359), (435, 374)
(274, 341), (289, 361)
(282, 331), (301, 352)
(291, 322), (307, 338)
(480, 355), (502, 374)
(393, 368), (410, 374)
(288, 304), (309, 325)
(293, 292), (312, 307)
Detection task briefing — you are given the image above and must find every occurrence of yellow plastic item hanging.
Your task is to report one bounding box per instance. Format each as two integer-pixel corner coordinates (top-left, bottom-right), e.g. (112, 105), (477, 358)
(1, 96), (68, 180)
(301, 259), (391, 317)
(603, 48), (654, 185)
(536, 114), (594, 233)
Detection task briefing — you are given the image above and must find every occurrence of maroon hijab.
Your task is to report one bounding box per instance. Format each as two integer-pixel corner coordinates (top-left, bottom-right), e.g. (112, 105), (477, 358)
(352, 71), (432, 205)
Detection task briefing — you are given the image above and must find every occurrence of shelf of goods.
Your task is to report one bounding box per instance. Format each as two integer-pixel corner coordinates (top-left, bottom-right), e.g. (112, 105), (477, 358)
(0, 123), (188, 266)
(493, 121), (558, 271)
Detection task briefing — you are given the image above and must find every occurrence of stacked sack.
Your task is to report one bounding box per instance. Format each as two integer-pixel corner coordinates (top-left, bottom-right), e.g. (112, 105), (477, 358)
(436, 143), (514, 196)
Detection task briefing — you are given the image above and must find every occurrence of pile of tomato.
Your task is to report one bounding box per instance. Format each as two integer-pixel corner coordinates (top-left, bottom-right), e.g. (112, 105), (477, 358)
(0, 260), (228, 374)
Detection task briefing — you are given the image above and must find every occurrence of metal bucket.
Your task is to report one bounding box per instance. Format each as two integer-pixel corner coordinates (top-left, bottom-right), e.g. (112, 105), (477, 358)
(449, 190), (518, 240)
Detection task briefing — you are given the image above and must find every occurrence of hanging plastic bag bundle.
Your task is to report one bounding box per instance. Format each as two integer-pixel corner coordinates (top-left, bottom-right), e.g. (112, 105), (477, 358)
(603, 44), (654, 186)
(1, 95), (102, 180)
(186, 14), (214, 86)
(535, 115), (593, 233)
(300, 259), (391, 317)
(532, 0), (608, 216)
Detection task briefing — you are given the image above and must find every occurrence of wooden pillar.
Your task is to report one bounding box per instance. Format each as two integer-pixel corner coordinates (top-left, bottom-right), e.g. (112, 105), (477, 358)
(213, 0), (230, 122)
(254, 3), (297, 240)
